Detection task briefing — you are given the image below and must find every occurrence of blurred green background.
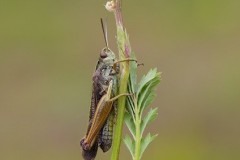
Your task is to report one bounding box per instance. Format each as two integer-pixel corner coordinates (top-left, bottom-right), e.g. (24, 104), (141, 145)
(0, 0), (240, 159)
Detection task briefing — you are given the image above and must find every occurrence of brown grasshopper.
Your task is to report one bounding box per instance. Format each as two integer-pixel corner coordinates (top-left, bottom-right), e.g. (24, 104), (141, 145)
(80, 19), (136, 160)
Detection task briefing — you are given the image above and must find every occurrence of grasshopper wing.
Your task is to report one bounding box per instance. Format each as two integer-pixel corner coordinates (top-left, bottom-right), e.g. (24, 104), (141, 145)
(81, 68), (103, 160)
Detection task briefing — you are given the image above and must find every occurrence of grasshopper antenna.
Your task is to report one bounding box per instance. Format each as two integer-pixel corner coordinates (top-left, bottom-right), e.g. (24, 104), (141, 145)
(101, 18), (109, 49)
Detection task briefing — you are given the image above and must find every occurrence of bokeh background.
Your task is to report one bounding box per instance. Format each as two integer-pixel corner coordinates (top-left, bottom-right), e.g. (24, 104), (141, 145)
(1, 0), (240, 159)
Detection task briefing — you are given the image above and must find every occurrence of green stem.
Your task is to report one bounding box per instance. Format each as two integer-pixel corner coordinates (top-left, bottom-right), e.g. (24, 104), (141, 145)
(111, 0), (131, 160)
(134, 99), (141, 160)
(111, 62), (129, 160)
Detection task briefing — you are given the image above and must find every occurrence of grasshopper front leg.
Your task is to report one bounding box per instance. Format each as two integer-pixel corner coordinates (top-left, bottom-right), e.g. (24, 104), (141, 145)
(111, 58), (140, 75)
(114, 58), (138, 65)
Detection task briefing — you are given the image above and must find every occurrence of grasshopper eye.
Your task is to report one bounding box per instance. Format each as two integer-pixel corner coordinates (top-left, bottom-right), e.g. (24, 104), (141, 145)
(100, 51), (107, 59)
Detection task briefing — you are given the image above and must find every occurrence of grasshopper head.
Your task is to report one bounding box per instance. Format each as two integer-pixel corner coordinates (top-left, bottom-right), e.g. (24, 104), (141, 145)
(100, 47), (115, 62)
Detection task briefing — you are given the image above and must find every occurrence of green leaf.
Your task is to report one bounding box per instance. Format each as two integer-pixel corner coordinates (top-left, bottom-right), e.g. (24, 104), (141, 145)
(126, 95), (135, 118)
(140, 93), (156, 115)
(128, 52), (137, 93)
(140, 108), (158, 137)
(137, 68), (158, 94)
(124, 112), (136, 139)
(123, 135), (135, 159)
(125, 67), (161, 159)
(126, 52), (137, 116)
(137, 70), (161, 113)
(139, 78), (160, 113)
(140, 133), (158, 159)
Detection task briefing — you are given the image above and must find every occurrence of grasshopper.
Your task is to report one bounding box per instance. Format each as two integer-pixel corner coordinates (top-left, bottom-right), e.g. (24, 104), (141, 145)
(80, 19), (136, 160)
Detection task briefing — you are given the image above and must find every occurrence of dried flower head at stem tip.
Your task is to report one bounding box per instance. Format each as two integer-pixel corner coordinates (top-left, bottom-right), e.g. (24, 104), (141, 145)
(105, 1), (116, 12)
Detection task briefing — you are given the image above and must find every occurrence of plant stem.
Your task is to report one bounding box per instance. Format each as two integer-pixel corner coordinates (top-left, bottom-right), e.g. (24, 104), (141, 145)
(134, 99), (141, 160)
(111, 0), (132, 160)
